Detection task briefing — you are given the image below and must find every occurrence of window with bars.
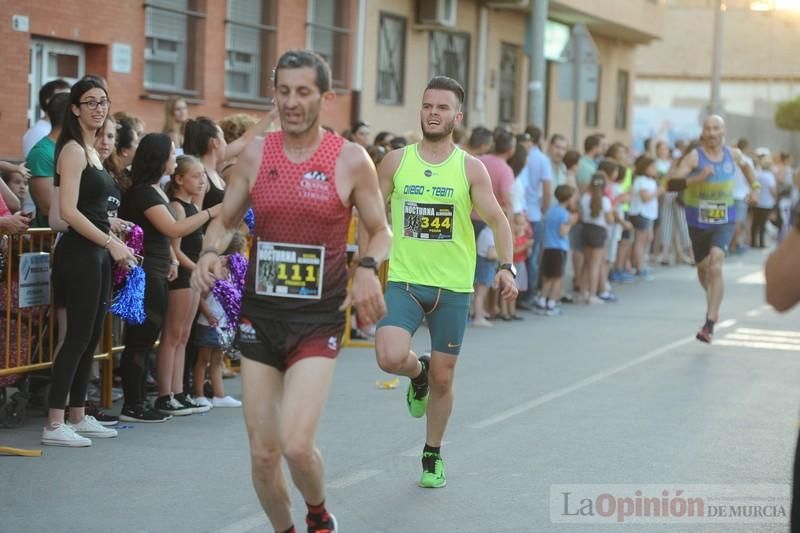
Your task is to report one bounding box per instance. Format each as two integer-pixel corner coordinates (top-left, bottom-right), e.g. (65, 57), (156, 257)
(225, 0), (277, 101)
(615, 69), (629, 130)
(498, 43), (518, 124)
(144, 0), (205, 93)
(377, 13), (406, 105)
(585, 66), (601, 127)
(307, 0), (351, 89)
(429, 31), (470, 117)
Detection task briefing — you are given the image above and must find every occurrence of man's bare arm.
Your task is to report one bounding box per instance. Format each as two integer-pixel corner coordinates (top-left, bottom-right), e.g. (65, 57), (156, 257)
(348, 145), (392, 264)
(765, 227), (800, 312)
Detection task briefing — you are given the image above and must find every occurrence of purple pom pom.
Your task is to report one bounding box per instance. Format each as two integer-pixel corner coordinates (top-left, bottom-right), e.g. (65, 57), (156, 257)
(112, 224), (145, 288)
(111, 265), (146, 324)
(210, 253), (249, 332)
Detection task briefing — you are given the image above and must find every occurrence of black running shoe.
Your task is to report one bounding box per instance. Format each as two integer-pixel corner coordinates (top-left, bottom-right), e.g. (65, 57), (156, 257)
(174, 392), (210, 414)
(154, 394), (193, 416)
(119, 405), (172, 423)
(85, 402), (119, 426)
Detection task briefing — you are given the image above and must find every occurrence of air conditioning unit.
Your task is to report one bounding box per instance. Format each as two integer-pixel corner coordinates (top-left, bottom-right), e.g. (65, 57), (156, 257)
(483, 0), (530, 8)
(417, 0), (457, 28)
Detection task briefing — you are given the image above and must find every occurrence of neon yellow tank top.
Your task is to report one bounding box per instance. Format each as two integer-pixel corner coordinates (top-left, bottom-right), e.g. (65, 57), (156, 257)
(388, 144), (476, 293)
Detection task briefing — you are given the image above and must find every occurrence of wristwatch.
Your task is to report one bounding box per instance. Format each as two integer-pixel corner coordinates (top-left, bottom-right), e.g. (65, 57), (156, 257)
(357, 256), (379, 275)
(499, 263), (517, 279)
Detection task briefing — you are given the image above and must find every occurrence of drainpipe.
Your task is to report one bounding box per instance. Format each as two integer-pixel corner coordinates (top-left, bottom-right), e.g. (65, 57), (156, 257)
(527, 0), (548, 129)
(475, 5), (489, 126)
(351, 0), (366, 125)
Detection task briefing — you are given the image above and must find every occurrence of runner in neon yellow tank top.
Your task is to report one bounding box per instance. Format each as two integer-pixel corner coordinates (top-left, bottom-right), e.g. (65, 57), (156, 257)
(670, 115), (759, 343)
(373, 76), (517, 489)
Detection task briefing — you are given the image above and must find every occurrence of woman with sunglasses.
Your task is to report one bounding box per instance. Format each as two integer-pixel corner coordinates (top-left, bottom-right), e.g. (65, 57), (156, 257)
(43, 76), (136, 447)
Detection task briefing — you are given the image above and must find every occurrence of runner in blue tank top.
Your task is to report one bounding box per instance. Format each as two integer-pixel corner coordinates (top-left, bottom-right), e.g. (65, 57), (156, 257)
(671, 115), (760, 343)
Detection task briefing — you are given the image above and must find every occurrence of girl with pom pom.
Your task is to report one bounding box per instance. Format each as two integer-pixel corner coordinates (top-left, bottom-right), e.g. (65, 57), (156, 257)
(118, 134), (221, 423)
(44, 77), (137, 447)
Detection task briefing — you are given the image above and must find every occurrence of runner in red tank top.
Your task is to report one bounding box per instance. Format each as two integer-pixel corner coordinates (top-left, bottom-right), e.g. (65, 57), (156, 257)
(193, 50), (391, 533)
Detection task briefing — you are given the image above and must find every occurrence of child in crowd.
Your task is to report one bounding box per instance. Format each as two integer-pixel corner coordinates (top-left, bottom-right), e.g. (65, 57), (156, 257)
(538, 185), (578, 315)
(473, 224), (497, 327)
(194, 234), (244, 408)
(630, 156), (665, 279)
(580, 173), (614, 304)
(502, 211), (532, 320)
(1, 169), (28, 206)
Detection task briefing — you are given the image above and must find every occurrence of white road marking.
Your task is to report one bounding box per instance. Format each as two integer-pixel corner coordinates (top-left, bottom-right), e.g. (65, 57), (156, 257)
(725, 333), (800, 345)
(737, 271), (765, 285)
(736, 327), (800, 338)
(327, 468), (382, 489)
(470, 318), (740, 430)
(470, 335), (696, 430)
(715, 339), (800, 352)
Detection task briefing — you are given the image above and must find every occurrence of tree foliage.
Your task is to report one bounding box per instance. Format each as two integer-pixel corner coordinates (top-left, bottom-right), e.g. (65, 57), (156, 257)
(775, 97), (800, 131)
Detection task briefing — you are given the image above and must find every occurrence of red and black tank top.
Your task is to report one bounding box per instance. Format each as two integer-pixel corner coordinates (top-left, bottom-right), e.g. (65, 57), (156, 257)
(242, 130), (352, 323)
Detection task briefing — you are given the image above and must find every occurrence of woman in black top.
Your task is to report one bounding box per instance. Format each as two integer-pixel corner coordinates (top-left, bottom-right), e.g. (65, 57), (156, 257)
(157, 155), (208, 414)
(118, 134), (221, 422)
(182, 113), (274, 210)
(44, 76), (136, 447)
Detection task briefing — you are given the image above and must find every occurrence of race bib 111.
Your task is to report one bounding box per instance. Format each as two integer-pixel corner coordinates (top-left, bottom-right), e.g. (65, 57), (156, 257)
(255, 242), (324, 299)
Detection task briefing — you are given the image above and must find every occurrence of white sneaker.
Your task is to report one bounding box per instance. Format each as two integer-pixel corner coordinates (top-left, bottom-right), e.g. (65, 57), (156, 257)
(212, 396), (242, 408)
(41, 423), (92, 447)
(193, 396), (213, 409)
(69, 415), (118, 439)
(472, 317), (493, 328)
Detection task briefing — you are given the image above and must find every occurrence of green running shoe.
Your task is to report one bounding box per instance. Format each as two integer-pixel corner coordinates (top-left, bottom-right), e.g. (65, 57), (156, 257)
(420, 451), (446, 488)
(406, 355), (430, 418)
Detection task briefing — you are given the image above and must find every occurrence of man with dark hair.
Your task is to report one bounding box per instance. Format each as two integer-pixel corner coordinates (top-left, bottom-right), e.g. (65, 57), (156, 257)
(576, 133), (605, 191)
(520, 124), (553, 310)
(470, 129), (516, 242)
(23, 79), (71, 157)
(375, 76), (517, 489)
(26, 92), (70, 227)
(194, 48), (391, 533)
(466, 126), (492, 156)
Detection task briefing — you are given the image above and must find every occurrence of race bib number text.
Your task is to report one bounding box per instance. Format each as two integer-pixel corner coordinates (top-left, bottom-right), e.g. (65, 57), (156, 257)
(403, 202), (454, 240)
(255, 242), (324, 299)
(699, 201), (728, 224)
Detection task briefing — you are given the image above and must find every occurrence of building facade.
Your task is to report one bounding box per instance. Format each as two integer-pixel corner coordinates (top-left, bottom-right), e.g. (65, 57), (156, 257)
(635, 0), (800, 150)
(0, 0), (663, 160)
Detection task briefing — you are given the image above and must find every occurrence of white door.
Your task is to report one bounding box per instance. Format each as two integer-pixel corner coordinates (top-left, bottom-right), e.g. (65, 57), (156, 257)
(28, 40), (85, 127)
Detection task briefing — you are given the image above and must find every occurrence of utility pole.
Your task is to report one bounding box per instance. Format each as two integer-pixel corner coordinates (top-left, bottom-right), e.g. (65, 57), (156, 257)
(526, 0), (548, 129)
(710, 0), (725, 115)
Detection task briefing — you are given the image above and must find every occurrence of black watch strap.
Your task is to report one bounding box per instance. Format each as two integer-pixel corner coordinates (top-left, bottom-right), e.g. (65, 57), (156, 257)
(499, 263), (516, 279)
(357, 256), (379, 275)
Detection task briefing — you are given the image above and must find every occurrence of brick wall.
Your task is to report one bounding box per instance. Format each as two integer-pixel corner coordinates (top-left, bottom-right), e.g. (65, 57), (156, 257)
(0, 0), (354, 160)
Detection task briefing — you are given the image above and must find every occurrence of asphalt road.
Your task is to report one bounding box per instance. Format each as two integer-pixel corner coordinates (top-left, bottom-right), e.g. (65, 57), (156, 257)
(1, 248), (798, 533)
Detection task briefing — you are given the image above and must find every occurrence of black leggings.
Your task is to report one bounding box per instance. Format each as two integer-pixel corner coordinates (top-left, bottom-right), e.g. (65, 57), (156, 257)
(48, 236), (111, 410)
(751, 207), (772, 248)
(120, 262), (169, 408)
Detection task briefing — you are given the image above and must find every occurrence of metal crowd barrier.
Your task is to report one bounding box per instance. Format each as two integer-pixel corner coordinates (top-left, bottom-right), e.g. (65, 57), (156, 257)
(1, 229), (116, 408)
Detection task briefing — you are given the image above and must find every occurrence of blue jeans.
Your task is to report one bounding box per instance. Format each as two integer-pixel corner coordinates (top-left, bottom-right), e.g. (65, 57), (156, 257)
(524, 220), (545, 304)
